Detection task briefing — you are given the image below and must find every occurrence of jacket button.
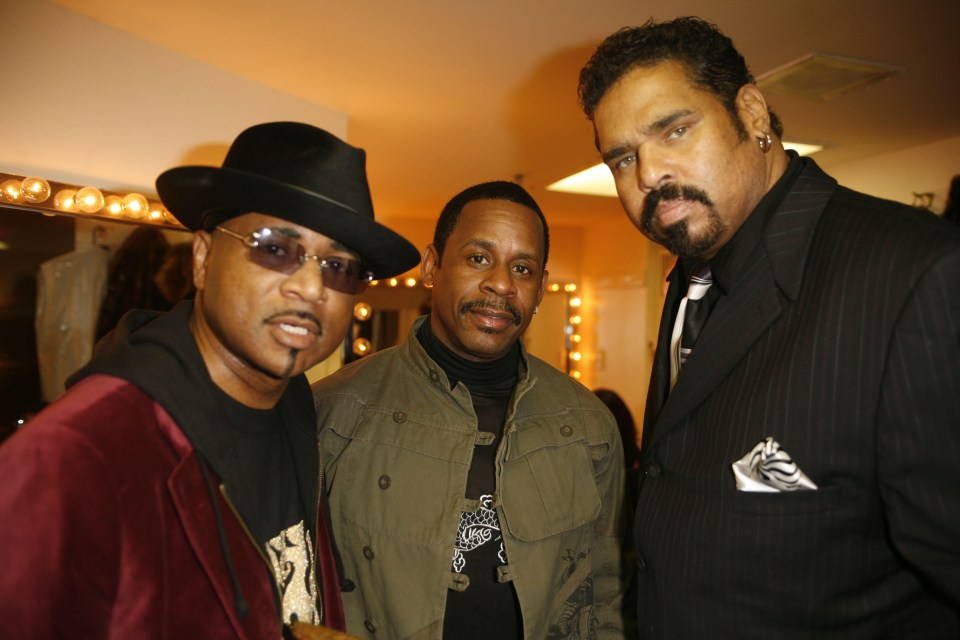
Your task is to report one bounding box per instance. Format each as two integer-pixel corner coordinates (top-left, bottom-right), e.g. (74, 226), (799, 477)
(559, 425), (574, 437)
(392, 411), (407, 423)
(364, 620), (377, 633)
(378, 475), (391, 489)
(429, 370), (441, 382)
(363, 546), (376, 560)
(646, 464), (661, 478)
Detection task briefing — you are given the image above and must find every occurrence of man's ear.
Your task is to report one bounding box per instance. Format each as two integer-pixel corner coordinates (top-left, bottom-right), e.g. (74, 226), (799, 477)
(421, 244), (439, 287)
(737, 84), (771, 138)
(192, 231), (212, 291)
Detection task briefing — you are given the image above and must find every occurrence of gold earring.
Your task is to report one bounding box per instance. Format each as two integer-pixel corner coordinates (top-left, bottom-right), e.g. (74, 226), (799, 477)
(758, 131), (772, 153)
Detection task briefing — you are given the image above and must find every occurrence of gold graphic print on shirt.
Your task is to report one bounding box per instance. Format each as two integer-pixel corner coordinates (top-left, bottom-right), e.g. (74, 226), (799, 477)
(266, 520), (320, 624)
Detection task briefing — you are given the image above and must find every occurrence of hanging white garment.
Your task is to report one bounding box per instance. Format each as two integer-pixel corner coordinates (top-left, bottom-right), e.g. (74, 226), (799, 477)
(35, 248), (110, 402)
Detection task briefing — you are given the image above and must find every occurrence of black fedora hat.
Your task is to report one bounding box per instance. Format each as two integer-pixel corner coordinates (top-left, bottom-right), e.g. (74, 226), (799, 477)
(156, 121), (420, 279)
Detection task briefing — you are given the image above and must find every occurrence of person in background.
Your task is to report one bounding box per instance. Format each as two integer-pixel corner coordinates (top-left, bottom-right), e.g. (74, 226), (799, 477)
(578, 16), (960, 639)
(0, 121), (420, 639)
(593, 388), (639, 510)
(154, 241), (196, 304)
(94, 225), (170, 341)
(314, 180), (629, 639)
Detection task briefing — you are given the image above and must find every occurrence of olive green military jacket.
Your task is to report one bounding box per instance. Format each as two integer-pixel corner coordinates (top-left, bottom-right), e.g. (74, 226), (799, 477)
(313, 317), (628, 639)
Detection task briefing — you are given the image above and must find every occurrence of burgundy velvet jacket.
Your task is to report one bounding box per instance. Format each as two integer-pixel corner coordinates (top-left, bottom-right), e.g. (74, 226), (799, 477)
(0, 303), (345, 639)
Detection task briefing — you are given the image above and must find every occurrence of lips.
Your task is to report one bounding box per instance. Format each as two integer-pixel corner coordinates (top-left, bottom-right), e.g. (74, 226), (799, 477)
(469, 307), (518, 332)
(267, 313), (321, 349)
(653, 198), (693, 228)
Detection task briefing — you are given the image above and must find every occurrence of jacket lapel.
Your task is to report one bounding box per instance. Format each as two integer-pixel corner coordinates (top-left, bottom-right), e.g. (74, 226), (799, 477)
(643, 159), (839, 451)
(167, 452), (255, 638)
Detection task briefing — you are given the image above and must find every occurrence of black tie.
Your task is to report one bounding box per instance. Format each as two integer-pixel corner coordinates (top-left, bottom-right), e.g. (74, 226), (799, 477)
(670, 263), (715, 389)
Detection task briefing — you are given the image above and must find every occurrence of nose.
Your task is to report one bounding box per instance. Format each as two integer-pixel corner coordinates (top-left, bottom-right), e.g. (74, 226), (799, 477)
(481, 263), (517, 297)
(637, 145), (673, 193)
(280, 256), (327, 303)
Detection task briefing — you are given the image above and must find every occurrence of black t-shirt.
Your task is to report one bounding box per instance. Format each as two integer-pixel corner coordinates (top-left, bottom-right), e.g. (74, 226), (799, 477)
(216, 389), (320, 625)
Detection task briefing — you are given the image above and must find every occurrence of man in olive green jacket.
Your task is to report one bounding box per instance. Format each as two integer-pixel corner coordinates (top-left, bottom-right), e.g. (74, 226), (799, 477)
(314, 181), (628, 639)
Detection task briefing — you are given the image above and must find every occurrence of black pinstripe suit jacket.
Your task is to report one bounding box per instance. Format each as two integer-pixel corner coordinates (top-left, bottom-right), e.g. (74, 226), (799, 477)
(636, 159), (960, 639)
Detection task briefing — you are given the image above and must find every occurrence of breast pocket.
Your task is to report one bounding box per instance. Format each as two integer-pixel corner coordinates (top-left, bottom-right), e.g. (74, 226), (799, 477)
(323, 408), (474, 542)
(498, 418), (603, 542)
(731, 485), (842, 516)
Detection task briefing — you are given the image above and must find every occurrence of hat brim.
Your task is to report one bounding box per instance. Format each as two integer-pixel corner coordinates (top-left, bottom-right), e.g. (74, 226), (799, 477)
(157, 166), (421, 279)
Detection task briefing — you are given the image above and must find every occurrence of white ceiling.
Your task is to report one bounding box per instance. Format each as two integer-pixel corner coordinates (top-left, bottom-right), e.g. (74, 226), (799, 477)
(51, 0), (960, 223)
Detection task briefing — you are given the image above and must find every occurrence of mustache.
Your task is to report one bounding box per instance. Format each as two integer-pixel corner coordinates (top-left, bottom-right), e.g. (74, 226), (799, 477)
(641, 183), (713, 229)
(460, 299), (522, 325)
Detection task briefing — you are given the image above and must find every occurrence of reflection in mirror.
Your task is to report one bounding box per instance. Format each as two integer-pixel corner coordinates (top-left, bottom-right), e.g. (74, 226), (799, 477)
(0, 205), (191, 437)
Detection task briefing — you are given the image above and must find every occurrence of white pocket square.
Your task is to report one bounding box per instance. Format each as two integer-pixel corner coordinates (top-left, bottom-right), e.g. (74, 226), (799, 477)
(732, 437), (818, 492)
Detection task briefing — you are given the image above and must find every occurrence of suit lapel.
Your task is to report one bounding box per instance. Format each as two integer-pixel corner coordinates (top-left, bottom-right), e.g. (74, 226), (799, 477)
(650, 251), (782, 447)
(643, 159), (839, 451)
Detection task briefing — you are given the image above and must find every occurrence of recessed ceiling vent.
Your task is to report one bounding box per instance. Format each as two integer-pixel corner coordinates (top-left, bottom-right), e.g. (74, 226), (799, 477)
(757, 53), (905, 100)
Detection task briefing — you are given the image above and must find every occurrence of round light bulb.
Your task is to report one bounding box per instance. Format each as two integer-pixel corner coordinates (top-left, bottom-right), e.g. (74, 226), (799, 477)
(103, 195), (124, 215)
(147, 202), (166, 221)
(353, 302), (372, 322)
(352, 337), (372, 356)
(21, 177), (51, 203)
(122, 193), (149, 219)
(0, 179), (24, 203)
(75, 186), (105, 213)
(54, 189), (78, 211)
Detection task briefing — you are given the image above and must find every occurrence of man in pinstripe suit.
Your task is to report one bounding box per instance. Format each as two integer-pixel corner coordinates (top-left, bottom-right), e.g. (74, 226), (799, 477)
(578, 17), (960, 639)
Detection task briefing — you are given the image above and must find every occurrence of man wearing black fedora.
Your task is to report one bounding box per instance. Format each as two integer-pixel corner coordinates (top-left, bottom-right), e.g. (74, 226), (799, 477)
(0, 122), (420, 640)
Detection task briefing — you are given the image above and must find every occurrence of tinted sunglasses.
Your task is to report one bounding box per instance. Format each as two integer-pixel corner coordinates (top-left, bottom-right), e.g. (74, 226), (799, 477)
(216, 226), (373, 294)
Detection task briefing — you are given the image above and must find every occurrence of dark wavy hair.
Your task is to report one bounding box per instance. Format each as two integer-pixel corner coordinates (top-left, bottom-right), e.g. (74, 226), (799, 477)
(578, 17), (783, 140)
(433, 180), (549, 267)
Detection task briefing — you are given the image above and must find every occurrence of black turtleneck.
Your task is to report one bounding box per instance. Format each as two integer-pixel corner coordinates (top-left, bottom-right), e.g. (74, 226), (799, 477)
(417, 319), (524, 639)
(416, 318), (519, 397)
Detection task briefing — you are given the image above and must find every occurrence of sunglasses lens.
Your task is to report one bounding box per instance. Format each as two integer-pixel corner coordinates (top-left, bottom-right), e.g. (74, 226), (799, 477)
(249, 235), (302, 274)
(320, 257), (369, 294)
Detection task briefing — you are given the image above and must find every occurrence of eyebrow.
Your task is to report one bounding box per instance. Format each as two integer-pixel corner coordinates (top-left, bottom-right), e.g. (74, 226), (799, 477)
(465, 238), (543, 267)
(600, 109), (694, 165)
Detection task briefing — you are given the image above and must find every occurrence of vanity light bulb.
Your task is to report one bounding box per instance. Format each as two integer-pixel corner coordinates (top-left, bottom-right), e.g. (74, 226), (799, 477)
(54, 189), (78, 211)
(404, 277), (417, 288)
(352, 337), (372, 356)
(75, 186), (105, 213)
(103, 195), (124, 215)
(569, 297), (582, 308)
(147, 202), (166, 221)
(0, 179), (24, 203)
(21, 177), (51, 203)
(122, 193), (149, 218)
(353, 302), (372, 322)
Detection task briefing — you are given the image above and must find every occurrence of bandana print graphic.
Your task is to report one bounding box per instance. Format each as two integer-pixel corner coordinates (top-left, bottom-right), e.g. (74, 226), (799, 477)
(450, 494), (507, 572)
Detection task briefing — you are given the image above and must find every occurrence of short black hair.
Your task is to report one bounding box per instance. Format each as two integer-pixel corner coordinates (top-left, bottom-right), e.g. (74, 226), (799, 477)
(578, 16), (783, 139)
(433, 180), (550, 267)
